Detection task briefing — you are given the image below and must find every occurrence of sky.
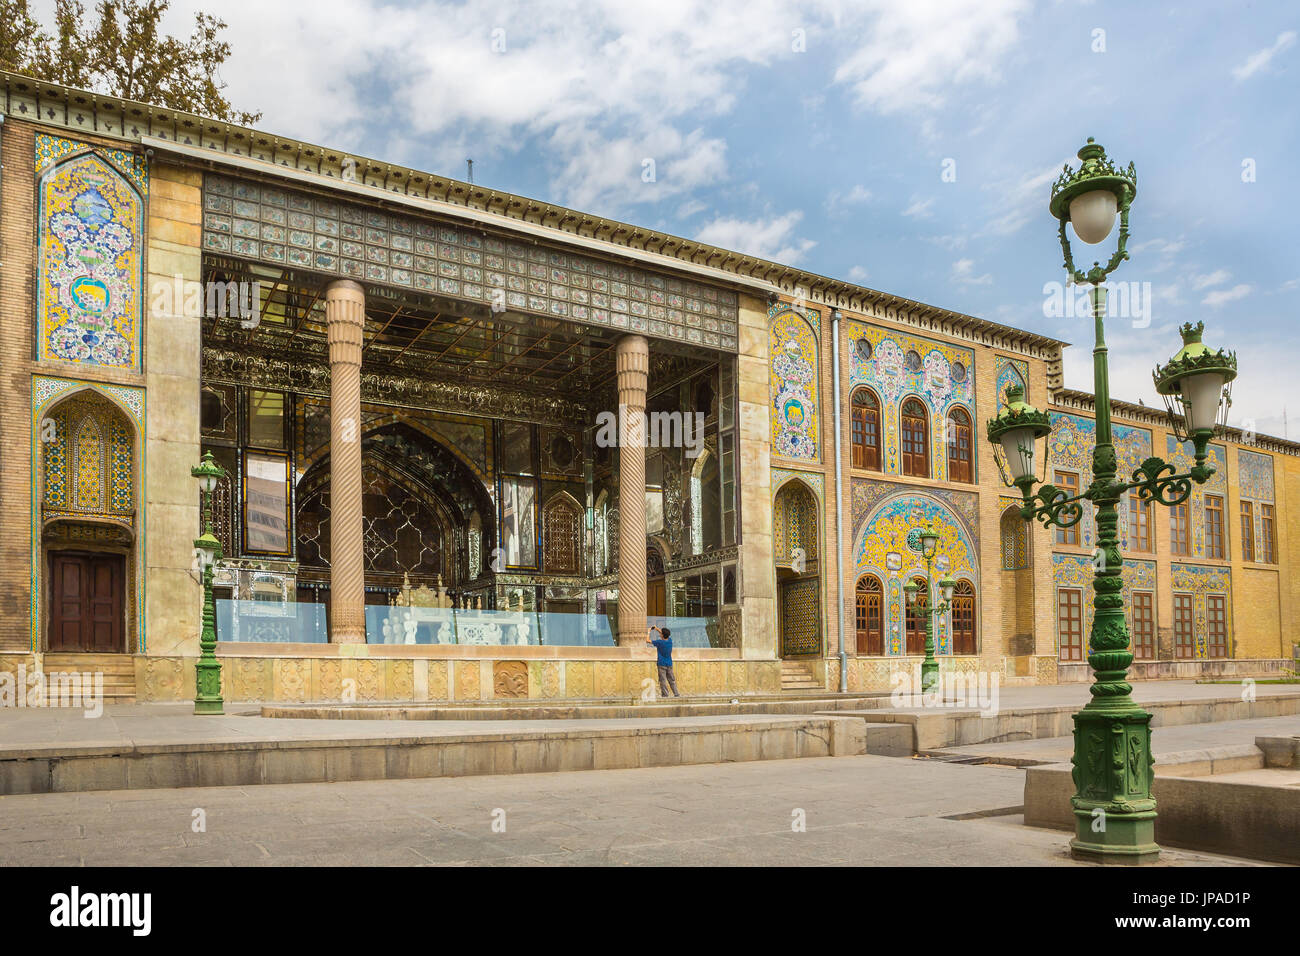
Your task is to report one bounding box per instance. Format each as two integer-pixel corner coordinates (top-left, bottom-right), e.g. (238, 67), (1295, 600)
(51, 0), (1300, 438)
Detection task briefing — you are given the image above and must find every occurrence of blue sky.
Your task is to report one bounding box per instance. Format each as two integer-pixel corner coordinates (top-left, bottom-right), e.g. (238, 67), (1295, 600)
(111, 0), (1299, 438)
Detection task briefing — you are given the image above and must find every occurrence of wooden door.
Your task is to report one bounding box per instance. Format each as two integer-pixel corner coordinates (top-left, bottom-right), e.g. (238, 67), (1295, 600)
(648, 580), (666, 617)
(49, 551), (124, 652)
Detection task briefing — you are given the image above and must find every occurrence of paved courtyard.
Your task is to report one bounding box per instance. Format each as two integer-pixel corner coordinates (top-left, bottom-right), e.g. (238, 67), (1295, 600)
(0, 755), (1267, 867)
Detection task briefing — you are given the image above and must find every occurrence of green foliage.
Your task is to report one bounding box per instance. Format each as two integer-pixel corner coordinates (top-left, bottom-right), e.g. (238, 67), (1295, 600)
(0, 0), (260, 124)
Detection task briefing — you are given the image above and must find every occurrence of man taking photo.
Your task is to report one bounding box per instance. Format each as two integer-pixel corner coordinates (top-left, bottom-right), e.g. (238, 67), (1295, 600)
(647, 625), (680, 698)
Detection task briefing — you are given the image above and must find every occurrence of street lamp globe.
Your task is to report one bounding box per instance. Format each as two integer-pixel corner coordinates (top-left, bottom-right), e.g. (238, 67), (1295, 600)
(939, 577), (956, 603)
(919, 527), (939, 558)
(987, 384), (1053, 490)
(1049, 138), (1137, 285)
(191, 450), (223, 495)
(1154, 322), (1238, 441)
(1068, 189), (1119, 244)
(903, 581), (919, 606)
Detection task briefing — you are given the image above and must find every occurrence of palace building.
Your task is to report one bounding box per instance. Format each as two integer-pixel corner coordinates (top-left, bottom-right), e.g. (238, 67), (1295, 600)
(1, 72), (1295, 703)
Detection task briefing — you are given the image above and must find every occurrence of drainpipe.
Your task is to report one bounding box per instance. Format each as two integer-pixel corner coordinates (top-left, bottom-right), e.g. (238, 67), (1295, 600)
(831, 309), (847, 693)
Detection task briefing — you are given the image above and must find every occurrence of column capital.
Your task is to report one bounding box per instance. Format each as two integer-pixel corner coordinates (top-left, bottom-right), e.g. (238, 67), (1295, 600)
(326, 280), (365, 369)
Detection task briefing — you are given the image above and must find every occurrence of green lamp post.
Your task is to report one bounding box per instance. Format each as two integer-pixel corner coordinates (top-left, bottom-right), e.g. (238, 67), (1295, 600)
(902, 521), (957, 694)
(988, 139), (1237, 864)
(191, 451), (226, 716)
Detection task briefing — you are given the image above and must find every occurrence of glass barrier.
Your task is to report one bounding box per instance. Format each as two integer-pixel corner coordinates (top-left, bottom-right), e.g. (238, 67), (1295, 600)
(215, 599), (329, 643)
(362, 606), (718, 648)
(649, 616), (718, 649)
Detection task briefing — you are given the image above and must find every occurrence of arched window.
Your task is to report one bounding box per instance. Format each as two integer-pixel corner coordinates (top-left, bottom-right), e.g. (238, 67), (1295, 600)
(905, 575), (928, 654)
(946, 406), (973, 483)
(1000, 507), (1028, 570)
(542, 494), (582, 575)
(951, 581), (976, 655)
(855, 575), (884, 655)
(850, 388), (881, 471)
(901, 398), (930, 478)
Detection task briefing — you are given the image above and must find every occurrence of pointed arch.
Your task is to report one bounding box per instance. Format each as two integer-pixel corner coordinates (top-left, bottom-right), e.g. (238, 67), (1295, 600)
(35, 385), (142, 655)
(774, 477), (818, 567)
(542, 490), (584, 575)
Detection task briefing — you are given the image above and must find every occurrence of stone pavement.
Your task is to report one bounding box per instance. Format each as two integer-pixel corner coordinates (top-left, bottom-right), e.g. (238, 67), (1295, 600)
(0, 756), (1269, 867)
(926, 714), (1300, 765)
(0, 702), (838, 753)
(1, 679), (1291, 751)
(887, 678), (1297, 713)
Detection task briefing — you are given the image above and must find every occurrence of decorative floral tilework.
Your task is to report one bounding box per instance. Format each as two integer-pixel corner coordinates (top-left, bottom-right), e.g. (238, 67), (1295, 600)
(845, 321), (975, 480)
(995, 356), (1029, 404)
(36, 136), (147, 370)
(1048, 413), (1152, 549)
(1052, 554), (1156, 654)
(769, 308), (819, 461)
(853, 494), (978, 656)
(1167, 436), (1227, 559)
(1237, 450), (1274, 503)
(1171, 563), (1231, 659)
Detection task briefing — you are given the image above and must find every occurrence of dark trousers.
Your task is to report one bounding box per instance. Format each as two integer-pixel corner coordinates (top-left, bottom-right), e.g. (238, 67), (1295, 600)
(657, 664), (679, 698)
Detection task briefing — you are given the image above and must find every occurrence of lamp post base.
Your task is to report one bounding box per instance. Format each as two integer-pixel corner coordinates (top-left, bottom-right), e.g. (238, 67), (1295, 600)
(921, 658), (939, 693)
(1069, 704), (1160, 864)
(1070, 815), (1160, 865)
(194, 660), (224, 716)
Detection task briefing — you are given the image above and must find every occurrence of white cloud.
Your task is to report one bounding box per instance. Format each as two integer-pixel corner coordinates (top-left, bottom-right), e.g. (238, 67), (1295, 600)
(826, 184), (874, 216)
(952, 258), (992, 286)
(1202, 284), (1252, 307)
(694, 211), (815, 264)
(848, 265), (869, 282)
(166, 0), (806, 214)
(1191, 269), (1231, 290)
(982, 160), (1072, 236)
(833, 0), (1031, 113)
(1231, 31), (1297, 82)
(903, 198), (935, 219)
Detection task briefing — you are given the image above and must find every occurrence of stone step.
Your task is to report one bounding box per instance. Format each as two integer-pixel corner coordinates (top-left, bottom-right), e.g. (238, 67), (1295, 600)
(0, 715), (870, 795)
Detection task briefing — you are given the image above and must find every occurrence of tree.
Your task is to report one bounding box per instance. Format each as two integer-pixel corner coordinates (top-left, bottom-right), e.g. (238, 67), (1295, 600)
(0, 0), (261, 124)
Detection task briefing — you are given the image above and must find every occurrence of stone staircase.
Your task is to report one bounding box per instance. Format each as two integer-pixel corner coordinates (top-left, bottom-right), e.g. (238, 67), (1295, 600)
(40, 654), (136, 703)
(780, 660), (822, 692)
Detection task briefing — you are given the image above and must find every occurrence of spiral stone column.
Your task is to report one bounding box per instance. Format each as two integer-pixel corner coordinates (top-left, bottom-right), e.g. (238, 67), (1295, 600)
(615, 334), (649, 647)
(326, 280), (367, 644)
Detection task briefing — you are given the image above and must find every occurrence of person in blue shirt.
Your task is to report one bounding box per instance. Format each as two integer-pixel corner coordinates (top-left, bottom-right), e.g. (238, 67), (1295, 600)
(647, 625), (679, 698)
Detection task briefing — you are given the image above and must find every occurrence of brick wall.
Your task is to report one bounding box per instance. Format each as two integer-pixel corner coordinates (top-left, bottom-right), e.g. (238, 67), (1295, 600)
(0, 119), (36, 651)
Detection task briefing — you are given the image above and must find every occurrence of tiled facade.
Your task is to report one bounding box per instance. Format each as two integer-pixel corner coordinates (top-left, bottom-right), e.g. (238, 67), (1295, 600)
(1, 72), (1296, 702)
